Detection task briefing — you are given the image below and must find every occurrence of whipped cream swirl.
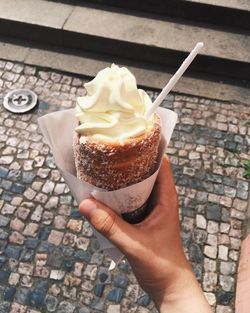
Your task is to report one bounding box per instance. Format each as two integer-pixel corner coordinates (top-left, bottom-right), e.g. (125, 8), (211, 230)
(75, 64), (154, 141)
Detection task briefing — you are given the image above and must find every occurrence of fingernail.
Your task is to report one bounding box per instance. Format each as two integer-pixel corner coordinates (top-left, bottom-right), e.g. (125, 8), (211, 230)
(79, 199), (97, 219)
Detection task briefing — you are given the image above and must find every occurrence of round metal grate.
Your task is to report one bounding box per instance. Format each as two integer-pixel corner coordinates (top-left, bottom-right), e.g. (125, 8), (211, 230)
(3, 89), (38, 113)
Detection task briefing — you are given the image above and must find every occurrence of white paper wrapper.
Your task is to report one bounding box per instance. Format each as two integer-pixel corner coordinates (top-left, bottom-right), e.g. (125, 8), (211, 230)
(38, 107), (177, 263)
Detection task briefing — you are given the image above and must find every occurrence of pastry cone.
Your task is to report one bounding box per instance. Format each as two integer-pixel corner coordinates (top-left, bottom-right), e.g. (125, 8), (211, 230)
(73, 113), (161, 191)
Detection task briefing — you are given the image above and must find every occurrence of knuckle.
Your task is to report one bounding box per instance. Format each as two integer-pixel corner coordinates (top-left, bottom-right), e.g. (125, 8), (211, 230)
(95, 211), (117, 238)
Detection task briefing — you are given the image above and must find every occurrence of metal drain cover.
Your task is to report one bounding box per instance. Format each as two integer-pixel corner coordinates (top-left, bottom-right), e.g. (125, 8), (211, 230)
(3, 89), (38, 113)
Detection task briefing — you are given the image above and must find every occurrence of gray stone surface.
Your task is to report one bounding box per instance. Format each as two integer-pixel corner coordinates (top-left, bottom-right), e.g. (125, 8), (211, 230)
(0, 0), (73, 28)
(64, 6), (250, 62)
(0, 59), (249, 313)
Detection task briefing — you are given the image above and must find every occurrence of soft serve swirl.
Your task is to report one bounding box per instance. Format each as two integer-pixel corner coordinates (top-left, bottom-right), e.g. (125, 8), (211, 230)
(75, 64), (154, 141)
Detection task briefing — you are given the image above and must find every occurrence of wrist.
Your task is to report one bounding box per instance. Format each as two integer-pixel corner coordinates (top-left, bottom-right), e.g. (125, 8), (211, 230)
(155, 264), (212, 313)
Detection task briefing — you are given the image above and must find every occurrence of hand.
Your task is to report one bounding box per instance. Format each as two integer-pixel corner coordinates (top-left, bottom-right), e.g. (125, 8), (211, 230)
(79, 156), (212, 313)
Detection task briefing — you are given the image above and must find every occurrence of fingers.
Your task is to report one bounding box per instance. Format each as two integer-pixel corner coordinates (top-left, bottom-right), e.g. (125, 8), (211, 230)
(136, 155), (179, 229)
(157, 155), (176, 196)
(79, 199), (139, 254)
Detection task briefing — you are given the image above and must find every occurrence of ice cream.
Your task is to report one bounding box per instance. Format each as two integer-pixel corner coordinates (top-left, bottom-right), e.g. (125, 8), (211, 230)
(73, 64), (161, 193)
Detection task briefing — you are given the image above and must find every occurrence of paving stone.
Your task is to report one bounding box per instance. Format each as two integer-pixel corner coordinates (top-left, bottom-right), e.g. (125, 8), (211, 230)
(45, 294), (58, 312)
(42, 181), (55, 194)
(15, 287), (30, 305)
(107, 288), (124, 303)
(84, 265), (98, 281)
(94, 283), (105, 298)
(42, 211), (54, 224)
(50, 270), (65, 280)
(22, 172), (35, 184)
(189, 243), (203, 262)
(54, 215), (67, 229)
(137, 294), (151, 307)
(98, 267), (111, 284)
(20, 249), (35, 263)
(64, 273), (81, 287)
(204, 245), (217, 259)
(31, 205), (43, 222)
(1, 203), (16, 214)
(4, 286), (16, 302)
(0, 215), (10, 226)
(207, 204), (221, 221)
(81, 280), (93, 292)
(47, 248), (64, 267)
(0, 302), (11, 313)
(58, 205), (71, 216)
(0, 179), (12, 190)
(10, 218), (25, 231)
(196, 214), (207, 229)
(57, 301), (76, 313)
(0, 255), (6, 267)
(0, 167), (9, 178)
(37, 168), (50, 178)
(48, 284), (61, 297)
(218, 245), (229, 261)
(82, 221), (94, 237)
(71, 262), (83, 277)
(76, 237), (90, 250)
(0, 240), (7, 252)
(107, 305), (121, 313)
(8, 273), (20, 285)
(204, 292), (216, 306)
(203, 272), (218, 292)
(37, 227), (50, 242)
(34, 266), (49, 278)
(23, 223), (39, 237)
(221, 208), (231, 222)
(91, 297), (105, 311)
(0, 271), (10, 283)
(24, 188), (36, 200)
(29, 280), (48, 308)
(18, 263), (34, 275)
(0, 229), (8, 240)
(25, 238), (39, 249)
(220, 262), (236, 275)
(90, 253), (104, 265)
(207, 221), (219, 234)
(27, 309), (40, 313)
(16, 207), (30, 220)
(9, 231), (25, 245)
(193, 229), (207, 245)
(0, 286), (5, 301)
(5, 245), (22, 259)
(207, 234), (218, 246)
(217, 290), (234, 306)
(20, 275), (33, 288)
(233, 199), (247, 211)
(75, 306), (91, 313)
(219, 275), (235, 292)
(48, 230), (64, 246)
(63, 232), (77, 247)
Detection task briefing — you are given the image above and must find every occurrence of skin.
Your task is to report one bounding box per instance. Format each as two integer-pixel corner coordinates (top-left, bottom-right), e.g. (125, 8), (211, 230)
(79, 156), (213, 313)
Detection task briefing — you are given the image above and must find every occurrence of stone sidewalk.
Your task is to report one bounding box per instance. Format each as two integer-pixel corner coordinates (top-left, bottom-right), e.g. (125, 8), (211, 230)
(0, 59), (249, 313)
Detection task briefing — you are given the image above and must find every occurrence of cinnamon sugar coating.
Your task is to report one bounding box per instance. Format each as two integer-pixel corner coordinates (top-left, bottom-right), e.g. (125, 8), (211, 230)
(73, 114), (161, 190)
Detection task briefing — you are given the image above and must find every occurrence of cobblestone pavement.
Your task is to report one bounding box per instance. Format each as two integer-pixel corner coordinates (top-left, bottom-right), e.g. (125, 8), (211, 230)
(0, 59), (249, 313)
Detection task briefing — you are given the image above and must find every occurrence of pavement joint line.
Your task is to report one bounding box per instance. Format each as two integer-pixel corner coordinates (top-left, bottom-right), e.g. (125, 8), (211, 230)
(61, 5), (75, 31)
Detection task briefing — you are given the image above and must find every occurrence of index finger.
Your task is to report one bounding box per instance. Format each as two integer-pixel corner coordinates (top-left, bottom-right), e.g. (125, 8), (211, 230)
(154, 155), (177, 207)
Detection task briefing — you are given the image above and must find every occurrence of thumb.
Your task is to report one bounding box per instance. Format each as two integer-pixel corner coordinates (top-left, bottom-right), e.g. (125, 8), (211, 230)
(79, 199), (138, 253)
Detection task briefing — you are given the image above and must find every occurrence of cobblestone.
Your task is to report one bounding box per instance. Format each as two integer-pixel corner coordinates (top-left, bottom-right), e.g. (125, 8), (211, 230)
(0, 60), (249, 312)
